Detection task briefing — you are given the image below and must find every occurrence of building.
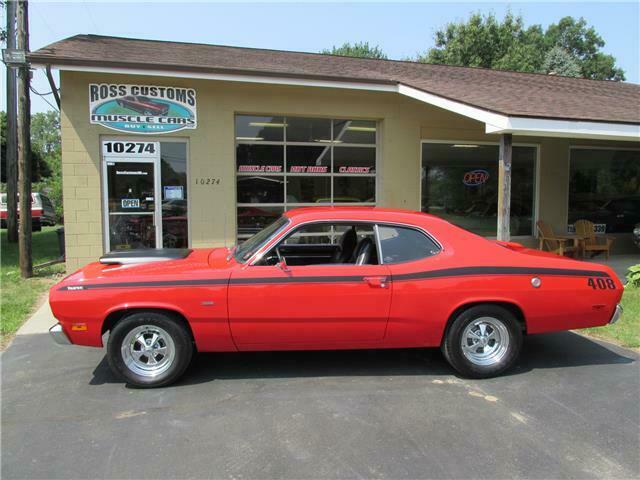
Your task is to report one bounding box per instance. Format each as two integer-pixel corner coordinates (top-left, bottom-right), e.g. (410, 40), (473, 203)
(29, 35), (640, 271)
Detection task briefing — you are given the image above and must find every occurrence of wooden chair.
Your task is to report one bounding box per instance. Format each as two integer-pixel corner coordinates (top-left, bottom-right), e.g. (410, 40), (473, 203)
(574, 220), (615, 259)
(536, 220), (577, 257)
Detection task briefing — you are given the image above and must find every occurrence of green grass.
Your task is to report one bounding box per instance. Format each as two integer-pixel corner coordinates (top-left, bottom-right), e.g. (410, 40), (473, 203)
(1, 226), (65, 345)
(582, 286), (640, 349)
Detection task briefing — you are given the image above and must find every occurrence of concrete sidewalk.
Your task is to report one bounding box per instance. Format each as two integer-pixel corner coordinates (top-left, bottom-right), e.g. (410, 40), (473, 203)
(16, 300), (55, 336)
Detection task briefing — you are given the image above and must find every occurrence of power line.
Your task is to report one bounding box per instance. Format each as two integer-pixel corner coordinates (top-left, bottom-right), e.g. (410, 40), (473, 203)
(30, 86), (58, 111)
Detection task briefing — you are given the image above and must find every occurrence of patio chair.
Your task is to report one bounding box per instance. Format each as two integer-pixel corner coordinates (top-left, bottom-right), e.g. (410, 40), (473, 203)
(574, 219), (615, 259)
(536, 220), (577, 257)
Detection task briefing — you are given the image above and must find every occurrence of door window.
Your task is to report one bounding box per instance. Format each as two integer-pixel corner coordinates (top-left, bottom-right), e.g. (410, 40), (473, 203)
(259, 222), (379, 266)
(377, 225), (441, 264)
(105, 161), (157, 250)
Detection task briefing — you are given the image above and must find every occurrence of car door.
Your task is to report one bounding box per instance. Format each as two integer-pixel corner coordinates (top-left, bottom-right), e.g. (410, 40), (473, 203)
(227, 224), (392, 348)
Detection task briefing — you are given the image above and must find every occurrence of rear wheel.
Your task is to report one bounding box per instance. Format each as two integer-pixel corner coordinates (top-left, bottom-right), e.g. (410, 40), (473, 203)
(107, 311), (193, 388)
(442, 305), (522, 378)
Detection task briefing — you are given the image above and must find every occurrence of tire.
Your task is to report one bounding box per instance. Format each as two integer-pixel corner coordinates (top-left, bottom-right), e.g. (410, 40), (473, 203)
(442, 305), (522, 379)
(32, 220), (42, 232)
(107, 311), (194, 388)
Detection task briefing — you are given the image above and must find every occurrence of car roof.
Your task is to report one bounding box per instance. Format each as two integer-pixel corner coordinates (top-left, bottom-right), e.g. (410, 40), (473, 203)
(284, 206), (449, 228)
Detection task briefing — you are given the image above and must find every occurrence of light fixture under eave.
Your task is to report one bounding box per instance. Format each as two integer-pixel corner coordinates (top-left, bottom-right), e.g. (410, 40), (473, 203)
(345, 126), (376, 132)
(236, 137), (264, 141)
(314, 139), (342, 143)
(452, 144), (479, 148)
(248, 122), (288, 128)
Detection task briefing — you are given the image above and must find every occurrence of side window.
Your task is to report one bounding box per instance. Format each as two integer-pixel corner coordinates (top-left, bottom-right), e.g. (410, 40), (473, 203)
(377, 225), (440, 264)
(258, 222), (379, 266)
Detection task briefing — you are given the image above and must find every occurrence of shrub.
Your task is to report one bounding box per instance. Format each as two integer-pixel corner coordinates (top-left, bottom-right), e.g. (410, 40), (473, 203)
(626, 265), (640, 288)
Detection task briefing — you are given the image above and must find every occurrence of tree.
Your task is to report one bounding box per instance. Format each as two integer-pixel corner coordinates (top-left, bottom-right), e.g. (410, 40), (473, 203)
(0, 111), (50, 183)
(0, 1), (6, 44)
(321, 42), (387, 60)
(1, 110), (62, 220)
(420, 12), (625, 80)
(542, 46), (581, 77)
(420, 12), (545, 73)
(544, 16), (625, 80)
(31, 111), (62, 221)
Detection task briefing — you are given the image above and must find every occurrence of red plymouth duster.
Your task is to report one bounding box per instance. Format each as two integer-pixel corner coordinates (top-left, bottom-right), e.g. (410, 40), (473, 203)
(49, 208), (623, 387)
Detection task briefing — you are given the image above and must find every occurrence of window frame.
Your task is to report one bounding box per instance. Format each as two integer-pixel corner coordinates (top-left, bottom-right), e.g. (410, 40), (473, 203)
(419, 139), (540, 239)
(235, 115), (379, 240)
(248, 219), (442, 267)
(567, 145), (640, 234)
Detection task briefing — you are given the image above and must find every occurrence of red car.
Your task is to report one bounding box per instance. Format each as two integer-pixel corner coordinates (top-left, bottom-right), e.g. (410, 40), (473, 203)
(49, 208), (623, 387)
(116, 95), (169, 116)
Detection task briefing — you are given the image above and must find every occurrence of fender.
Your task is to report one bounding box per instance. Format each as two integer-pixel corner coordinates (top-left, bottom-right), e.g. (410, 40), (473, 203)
(441, 296), (528, 342)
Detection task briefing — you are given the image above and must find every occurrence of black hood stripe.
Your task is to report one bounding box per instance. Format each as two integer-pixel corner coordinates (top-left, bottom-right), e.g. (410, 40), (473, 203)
(58, 266), (609, 291)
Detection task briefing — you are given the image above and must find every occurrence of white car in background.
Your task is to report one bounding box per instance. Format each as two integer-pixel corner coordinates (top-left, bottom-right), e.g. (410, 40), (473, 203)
(0, 192), (57, 231)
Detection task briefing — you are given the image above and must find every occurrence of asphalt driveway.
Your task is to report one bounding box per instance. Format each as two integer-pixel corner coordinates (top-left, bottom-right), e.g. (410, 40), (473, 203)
(2, 325), (639, 479)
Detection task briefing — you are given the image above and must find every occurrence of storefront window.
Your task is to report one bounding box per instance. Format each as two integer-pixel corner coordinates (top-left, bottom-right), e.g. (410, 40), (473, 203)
(421, 142), (536, 236)
(235, 115), (377, 239)
(568, 148), (640, 233)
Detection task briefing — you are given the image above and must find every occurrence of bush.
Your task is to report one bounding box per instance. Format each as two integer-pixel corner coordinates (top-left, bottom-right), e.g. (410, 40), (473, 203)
(626, 265), (640, 288)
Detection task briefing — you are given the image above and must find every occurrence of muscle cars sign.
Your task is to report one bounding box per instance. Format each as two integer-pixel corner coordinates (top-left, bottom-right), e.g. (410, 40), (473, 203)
(89, 84), (197, 134)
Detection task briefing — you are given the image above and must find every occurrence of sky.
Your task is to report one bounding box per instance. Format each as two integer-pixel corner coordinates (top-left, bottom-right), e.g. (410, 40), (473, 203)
(1, 1), (639, 113)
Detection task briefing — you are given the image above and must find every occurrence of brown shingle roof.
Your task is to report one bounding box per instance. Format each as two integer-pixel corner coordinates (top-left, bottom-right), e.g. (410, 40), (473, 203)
(30, 34), (640, 125)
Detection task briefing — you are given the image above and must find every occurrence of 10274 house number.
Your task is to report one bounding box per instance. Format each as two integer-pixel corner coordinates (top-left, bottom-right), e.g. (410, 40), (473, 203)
(195, 177), (221, 185)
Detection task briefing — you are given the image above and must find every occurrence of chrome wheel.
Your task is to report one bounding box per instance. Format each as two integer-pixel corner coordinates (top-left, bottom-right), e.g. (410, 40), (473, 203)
(461, 317), (510, 366)
(121, 325), (175, 378)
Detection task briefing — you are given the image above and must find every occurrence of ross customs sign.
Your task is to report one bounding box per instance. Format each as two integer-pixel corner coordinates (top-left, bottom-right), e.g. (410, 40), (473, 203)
(89, 84), (197, 134)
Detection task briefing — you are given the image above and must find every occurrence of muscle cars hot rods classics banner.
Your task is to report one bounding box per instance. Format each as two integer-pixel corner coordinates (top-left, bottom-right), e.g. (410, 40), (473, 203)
(89, 84), (197, 134)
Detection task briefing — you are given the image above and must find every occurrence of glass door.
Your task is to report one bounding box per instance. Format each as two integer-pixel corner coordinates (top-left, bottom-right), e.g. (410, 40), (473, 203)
(102, 141), (161, 251)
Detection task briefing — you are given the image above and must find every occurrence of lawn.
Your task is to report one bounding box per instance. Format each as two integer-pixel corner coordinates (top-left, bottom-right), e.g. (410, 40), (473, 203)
(581, 285), (640, 349)
(1, 226), (65, 346)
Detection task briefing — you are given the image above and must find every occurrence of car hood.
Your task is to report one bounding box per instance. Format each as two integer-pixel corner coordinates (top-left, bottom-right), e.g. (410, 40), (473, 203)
(56, 247), (233, 288)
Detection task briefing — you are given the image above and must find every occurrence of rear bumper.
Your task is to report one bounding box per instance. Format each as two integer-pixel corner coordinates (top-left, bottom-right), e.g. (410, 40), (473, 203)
(49, 323), (71, 345)
(609, 304), (623, 325)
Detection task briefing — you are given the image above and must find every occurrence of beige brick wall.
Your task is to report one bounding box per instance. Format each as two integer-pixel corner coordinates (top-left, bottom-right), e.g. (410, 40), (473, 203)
(60, 71), (640, 271)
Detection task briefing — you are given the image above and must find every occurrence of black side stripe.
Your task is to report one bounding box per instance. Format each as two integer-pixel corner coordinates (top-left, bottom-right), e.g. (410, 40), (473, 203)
(58, 266), (608, 291)
(59, 278), (228, 290)
(393, 266), (610, 281)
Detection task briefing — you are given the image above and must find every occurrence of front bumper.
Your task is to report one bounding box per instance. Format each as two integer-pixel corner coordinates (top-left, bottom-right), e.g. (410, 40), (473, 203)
(609, 304), (623, 325)
(49, 323), (71, 345)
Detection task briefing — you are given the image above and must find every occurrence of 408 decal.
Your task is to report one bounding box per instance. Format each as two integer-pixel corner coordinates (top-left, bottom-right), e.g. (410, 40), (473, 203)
(587, 277), (616, 290)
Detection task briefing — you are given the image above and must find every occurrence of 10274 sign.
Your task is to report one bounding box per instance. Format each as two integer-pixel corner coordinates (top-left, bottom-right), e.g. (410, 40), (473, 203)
(102, 141), (158, 158)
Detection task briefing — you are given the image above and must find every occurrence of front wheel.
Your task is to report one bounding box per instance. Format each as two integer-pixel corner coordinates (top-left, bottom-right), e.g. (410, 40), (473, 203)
(442, 305), (522, 378)
(107, 311), (194, 387)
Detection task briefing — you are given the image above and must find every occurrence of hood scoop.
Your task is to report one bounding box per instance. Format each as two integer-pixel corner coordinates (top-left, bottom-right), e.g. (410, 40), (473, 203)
(99, 248), (192, 265)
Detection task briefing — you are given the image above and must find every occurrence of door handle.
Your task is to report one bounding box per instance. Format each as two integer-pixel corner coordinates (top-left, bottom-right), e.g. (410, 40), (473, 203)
(363, 276), (389, 288)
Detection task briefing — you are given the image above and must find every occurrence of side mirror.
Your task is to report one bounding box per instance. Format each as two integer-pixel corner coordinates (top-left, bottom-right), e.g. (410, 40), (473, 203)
(277, 258), (290, 273)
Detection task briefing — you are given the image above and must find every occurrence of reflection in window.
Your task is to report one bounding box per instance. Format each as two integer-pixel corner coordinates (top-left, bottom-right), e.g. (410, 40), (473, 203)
(569, 149), (640, 233)
(160, 142), (188, 248)
(286, 145), (330, 173)
(237, 206), (284, 237)
(421, 143), (536, 236)
(236, 115), (377, 240)
(378, 225), (440, 264)
(286, 177), (331, 203)
(235, 116), (285, 142)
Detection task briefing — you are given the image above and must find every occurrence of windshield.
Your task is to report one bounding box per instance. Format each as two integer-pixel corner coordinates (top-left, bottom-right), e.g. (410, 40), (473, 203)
(234, 216), (289, 263)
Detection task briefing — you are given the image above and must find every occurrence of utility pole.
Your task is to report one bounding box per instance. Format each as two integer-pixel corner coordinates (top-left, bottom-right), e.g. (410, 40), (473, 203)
(5, 0), (18, 243)
(16, 0), (32, 277)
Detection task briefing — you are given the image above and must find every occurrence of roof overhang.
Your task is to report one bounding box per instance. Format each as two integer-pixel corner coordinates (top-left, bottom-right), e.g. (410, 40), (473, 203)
(34, 62), (640, 142)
